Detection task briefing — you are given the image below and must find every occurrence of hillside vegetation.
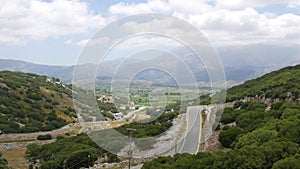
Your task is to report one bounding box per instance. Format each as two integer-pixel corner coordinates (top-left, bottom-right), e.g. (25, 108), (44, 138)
(26, 134), (119, 169)
(144, 101), (300, 169)
(226, 64), (300, 102)
(0, 71), (76, 133)
(143, 65), (300, 169)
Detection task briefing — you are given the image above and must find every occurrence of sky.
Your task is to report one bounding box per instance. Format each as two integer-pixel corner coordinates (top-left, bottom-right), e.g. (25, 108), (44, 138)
(0, 0), (300, 66)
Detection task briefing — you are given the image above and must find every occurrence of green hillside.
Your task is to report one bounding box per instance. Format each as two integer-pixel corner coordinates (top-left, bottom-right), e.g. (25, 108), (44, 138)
(226, 64), (300, 102)
(143, 65), (300, 169)
(0, 71), (76, 133)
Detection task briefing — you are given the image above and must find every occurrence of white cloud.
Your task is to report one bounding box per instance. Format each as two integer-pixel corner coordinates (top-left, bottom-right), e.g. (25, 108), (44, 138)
(168, 0), (213, 14)
(288, 1), (300, 8)
(66, 34), (182, 50)
(122, 18), (185, 35)
(108, 0), (213, 16)
(169, 4), (300, 46)
(63, 0), (300, 48)
(65, 37), (110, 47)
(3, 0), (300, 47)
(109, 0), (170, 15)
(182, 8), (269, 44)
(106, 0), (300, 46)
(269, 13), (300, 40)
(0, 0), (107, 45)
(114, 35), (182, 50)
(188, 8), (267, 32)
(215, 0), (286, 10)
(215, 0), (300, 10)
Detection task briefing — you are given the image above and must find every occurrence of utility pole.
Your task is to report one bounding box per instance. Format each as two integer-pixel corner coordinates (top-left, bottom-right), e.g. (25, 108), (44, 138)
(127, 128), (136, 169)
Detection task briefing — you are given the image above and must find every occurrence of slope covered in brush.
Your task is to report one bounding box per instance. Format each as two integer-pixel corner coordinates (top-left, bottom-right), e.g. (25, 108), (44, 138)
(226, 64), (300, 102)
(0, 71), (76, 133)
(143, 65), (300, 169)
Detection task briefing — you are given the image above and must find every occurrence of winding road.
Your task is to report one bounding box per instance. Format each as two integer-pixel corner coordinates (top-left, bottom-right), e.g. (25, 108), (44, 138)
(171, 106), (208, 155)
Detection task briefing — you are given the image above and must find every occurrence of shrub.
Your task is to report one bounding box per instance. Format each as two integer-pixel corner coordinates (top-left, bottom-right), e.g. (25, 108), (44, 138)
(37, 134), (52, 140)
(219, 127), (243, 148)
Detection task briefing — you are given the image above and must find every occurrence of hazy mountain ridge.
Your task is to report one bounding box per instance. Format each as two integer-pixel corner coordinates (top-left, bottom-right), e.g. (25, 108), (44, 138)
(0, 59), (276, 83)
(0, 59), (74, 82)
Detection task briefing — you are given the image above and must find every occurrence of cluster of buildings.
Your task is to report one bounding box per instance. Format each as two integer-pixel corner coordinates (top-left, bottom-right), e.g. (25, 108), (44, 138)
(97, 94), (138, 120)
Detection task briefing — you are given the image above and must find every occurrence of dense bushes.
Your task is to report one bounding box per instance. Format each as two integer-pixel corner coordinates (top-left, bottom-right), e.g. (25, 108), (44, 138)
(226, 65), (300, 102)
(0, 71), (75, 133)
(143, 101), (300, 169)
(272, 155), (300, 169)
(40, 161), (60, 169)
(144, 143), (299, 169)
(219, 127), (243, 148)
(26, 134), (119, 169)
(37, 134), (52, 140)
(219, 107), (239, 124)
(64, 149), (97, 169)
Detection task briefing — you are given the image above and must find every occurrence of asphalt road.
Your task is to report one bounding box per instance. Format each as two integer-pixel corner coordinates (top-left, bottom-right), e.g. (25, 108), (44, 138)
(179, 106), (203, 154)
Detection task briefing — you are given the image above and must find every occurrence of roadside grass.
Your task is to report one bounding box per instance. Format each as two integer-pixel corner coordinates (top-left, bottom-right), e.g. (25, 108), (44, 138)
(2, 148), (28, 169)
(0, 139), (36, 143)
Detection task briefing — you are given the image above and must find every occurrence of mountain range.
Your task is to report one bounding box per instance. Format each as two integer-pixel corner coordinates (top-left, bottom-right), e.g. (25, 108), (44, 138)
(0, 56), (298, 84)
